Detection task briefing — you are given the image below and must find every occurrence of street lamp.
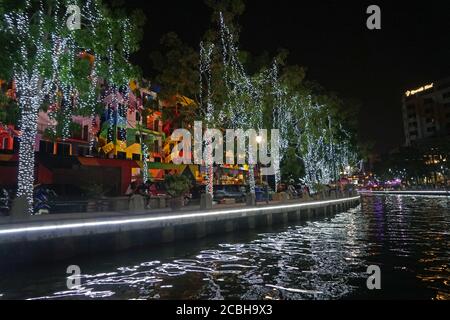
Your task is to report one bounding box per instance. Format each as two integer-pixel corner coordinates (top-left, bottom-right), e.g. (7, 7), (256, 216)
(256, 135), (263, 144)
(255, 135), (269, 203)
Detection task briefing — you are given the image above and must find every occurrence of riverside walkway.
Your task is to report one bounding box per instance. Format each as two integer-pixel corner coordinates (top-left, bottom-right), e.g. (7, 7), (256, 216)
(0, 193), (360, 268)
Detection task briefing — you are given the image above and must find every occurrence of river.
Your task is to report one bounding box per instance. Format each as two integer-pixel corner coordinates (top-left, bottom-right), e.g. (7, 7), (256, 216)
(0, 195), (448, 300)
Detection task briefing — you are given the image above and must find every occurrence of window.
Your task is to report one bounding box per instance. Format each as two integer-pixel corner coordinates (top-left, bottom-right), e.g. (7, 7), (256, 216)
(427, 127), (436, 133)
(117, 151), (127, 160)
(406, 104), (415, 110)
(83, 125), (89, 141)
(410, 130), (418, 136)
(425, 108), (433, 114)
(426, 118), (434, 124)
(408, 113), (416, 119)
(56, 143), (70, 157)
(13, 137), (19, 152)
(423, 98), (433, 104)
(409, 122), (418, 128)
(132, 153), (141, 161)
(136, 112), (141, 122)
(39, 141), (54, 154)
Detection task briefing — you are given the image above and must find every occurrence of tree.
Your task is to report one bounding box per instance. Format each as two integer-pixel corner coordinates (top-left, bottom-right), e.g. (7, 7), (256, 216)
(0, 0), (142, 213)
(148, 0), (360, 194)
(203, 0), (245, 42)
(150, 32), (199, 102)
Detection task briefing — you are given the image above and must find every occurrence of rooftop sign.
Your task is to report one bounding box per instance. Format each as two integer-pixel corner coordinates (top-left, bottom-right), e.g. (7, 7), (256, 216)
(405, 83), (434, 97)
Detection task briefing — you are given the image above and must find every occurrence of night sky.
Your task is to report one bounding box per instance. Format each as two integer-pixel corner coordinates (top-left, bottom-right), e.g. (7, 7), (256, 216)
(124, 0), (450, 154)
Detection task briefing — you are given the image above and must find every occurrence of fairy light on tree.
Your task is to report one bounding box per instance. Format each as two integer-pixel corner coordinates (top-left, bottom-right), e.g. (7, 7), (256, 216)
(1, 0), (142, 214)
(267, 63), (293, 192)
(291, 93), (358, 192)
(218, 13), (278, 194)
(141, 143), (149, 183)
(3, 1), (56, 213)
(199, 41), (215, 195)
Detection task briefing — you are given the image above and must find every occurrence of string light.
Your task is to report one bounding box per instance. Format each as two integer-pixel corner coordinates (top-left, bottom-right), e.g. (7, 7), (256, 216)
(142, 144), (149, 183)
(199, 41), (215, 195)
(4, 1), (53, 213)
(3, 0), (136, 213)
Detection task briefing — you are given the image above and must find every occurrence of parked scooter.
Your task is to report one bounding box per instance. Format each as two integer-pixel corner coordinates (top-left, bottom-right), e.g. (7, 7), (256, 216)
(33, 186), (56, 215)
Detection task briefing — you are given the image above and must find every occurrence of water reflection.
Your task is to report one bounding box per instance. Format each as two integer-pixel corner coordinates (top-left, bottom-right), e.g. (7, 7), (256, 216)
(0, 195), (448, 300)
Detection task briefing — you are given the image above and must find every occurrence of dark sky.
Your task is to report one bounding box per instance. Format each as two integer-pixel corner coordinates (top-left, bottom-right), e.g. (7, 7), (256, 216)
(124, 0), (450, 154)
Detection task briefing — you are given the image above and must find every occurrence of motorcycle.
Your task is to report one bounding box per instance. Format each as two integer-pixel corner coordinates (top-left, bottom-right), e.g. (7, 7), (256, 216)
(33, 187), (56, 215)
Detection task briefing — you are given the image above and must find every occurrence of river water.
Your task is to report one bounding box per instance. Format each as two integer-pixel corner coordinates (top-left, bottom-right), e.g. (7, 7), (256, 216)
(0, 195), (448, 300)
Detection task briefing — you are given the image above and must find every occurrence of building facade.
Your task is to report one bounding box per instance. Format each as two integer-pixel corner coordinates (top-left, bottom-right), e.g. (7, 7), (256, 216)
(402, 78), (450, 146)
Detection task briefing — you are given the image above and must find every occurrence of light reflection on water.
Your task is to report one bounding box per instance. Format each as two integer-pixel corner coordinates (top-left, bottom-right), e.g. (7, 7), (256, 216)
(0, 195), (449, 300)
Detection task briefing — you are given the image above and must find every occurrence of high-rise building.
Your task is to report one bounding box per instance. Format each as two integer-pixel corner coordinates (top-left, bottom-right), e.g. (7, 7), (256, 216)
(402, 78), (450, 146)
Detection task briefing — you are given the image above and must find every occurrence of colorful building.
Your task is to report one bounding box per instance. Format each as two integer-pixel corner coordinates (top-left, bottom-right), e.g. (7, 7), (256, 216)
(0, 74), (251, 195)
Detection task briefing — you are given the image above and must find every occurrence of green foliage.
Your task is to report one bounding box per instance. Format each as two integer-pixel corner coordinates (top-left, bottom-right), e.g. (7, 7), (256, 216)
(203, 0), (246, 42)
(80, 182), (106, 198)
(150, 32), (199, 101)
(164, 174), (191, 198)
(0, 0), (144, 128)
(281, 146), (305, 182)
(313, 183), (327, 193)
(43, 128), (56, 141)
(147, 0), (360, 188)
(0, 91), (19, 126)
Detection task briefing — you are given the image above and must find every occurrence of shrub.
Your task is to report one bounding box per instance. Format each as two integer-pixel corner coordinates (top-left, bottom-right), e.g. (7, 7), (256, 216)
(164, 174), (191, 198)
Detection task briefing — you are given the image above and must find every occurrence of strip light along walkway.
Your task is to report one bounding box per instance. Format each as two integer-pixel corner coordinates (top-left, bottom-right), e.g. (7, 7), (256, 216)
(0, 196), (360, 236)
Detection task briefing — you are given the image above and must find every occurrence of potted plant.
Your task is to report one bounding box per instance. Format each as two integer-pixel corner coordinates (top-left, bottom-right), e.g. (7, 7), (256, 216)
(164, 174), (191, 211)
(81, 183), (107, 212)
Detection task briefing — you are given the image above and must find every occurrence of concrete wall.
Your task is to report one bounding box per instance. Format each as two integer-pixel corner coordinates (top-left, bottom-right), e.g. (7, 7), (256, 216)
(0, 196), (360, 269)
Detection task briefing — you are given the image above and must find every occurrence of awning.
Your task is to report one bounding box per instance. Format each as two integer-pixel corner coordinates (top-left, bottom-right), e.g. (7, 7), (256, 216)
(78, 157), (141, 168)
(128, 126), (165, 138)
(162, 95), (197, 108)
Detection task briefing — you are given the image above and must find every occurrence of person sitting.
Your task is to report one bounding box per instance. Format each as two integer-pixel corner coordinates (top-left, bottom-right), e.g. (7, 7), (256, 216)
(148, 180), (158, 197)
(125, 181), (137, 196)
(287, 181), (297, 199)
(135, 181), (147, 196)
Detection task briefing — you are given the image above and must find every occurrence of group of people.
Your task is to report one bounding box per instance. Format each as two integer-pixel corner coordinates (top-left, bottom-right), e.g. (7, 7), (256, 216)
(286, 183), (310, 199)
(125, 180), (160, 198)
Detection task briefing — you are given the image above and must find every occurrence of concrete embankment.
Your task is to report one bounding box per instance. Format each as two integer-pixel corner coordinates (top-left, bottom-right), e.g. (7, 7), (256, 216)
(0, 195), (360, 268)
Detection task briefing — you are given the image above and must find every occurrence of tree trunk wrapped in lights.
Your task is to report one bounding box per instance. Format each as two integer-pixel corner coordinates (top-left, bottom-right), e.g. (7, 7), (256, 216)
(1, 0), (142, 213)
